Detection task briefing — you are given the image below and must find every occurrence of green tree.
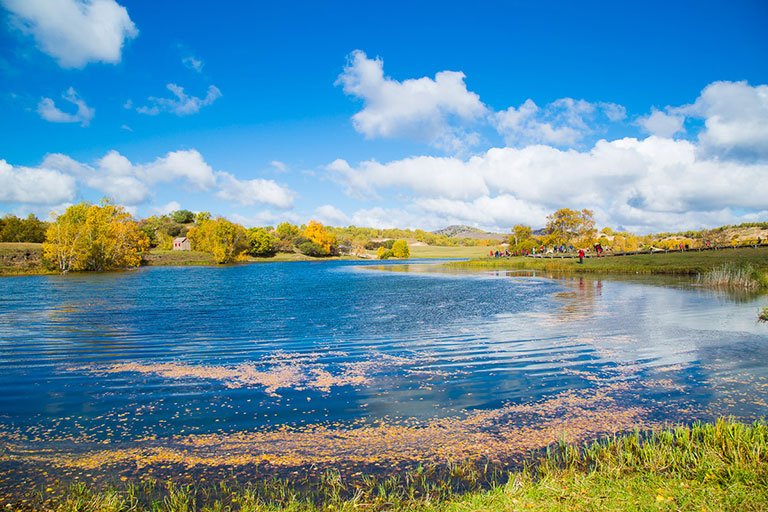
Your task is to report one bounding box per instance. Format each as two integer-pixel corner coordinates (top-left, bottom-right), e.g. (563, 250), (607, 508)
(247, 227), (276, 257)
(42, 200), (149, 272)
(276, 222), (299, 240)
(391, 239), (410, 258)
(0, 214), (48, 242)
(377, 246), (393, 259)
(171, 209), (195, 224)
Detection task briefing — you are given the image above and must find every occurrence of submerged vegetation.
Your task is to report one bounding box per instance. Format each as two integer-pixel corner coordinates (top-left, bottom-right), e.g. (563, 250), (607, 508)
(15, 418), (768, 511)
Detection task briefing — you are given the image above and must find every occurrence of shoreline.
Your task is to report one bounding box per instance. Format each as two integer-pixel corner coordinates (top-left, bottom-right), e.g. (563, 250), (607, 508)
(8, 418), (766, 511)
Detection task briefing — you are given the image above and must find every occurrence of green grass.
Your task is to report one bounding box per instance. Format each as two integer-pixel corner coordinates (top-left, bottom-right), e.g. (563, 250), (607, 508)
(16, 418), (768, 512)
(448, 246), (768, 288)
(407, 245), (500, 259)
(142, 249), (217, 266)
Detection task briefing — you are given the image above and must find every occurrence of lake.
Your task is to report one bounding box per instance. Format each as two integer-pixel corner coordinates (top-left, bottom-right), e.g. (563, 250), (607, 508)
(1, 260), (767, 496)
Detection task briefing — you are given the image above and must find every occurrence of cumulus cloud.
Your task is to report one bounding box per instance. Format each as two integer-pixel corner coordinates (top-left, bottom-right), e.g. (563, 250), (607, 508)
(230, 211), (301, 229)
(493, 98), (625, 147)
(150, 201), (181, 215)
(327, 156), (488, 201)
(140, 149), (217, 189)
(336, 50), (487, 152)
(682, 80), (768, 161)
(216, 172), (294, 210)
(136, 84), (221, 116)
(41, 151), (150, 204)
(0, 158), (77, 204)
(327, 135), (768, 233)
(38, 149), (219, 205)
(2, 0), (138, 68)
(37, 87), (94, 126)
(637, 107), (685, 138)
(315, 204), (350, 225)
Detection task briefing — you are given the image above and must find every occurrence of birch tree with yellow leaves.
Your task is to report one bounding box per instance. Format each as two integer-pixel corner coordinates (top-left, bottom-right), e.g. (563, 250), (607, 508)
(43, 200), (149, 272)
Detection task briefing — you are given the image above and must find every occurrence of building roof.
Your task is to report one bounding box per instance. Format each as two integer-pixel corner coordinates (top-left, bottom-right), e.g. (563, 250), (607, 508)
(173, 237), (188, 243)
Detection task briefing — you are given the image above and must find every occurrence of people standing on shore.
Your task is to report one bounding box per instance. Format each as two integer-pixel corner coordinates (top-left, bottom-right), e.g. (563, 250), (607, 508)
(578, 248), (585, 264)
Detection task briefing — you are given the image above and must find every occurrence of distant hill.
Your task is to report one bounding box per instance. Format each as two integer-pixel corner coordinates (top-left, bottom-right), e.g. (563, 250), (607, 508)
(432, 225), (508, 240)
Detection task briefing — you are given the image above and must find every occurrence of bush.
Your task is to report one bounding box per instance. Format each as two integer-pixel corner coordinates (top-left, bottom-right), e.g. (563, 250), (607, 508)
(247, 227), (276, 257)
(391, 239), (410, 258)
(297, 240), (325, 257)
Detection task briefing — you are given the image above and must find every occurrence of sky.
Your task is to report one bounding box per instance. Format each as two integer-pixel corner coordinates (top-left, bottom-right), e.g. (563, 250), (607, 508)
(1, 0), (767, 234)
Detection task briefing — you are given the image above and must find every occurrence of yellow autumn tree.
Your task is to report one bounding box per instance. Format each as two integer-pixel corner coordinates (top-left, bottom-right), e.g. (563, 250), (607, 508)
(544, 208), (595, 247)
(43, 200), (149, 272)
(391, 239), (410, 258)
(187, 217), (249, 264)
(303, 220), (337, 256)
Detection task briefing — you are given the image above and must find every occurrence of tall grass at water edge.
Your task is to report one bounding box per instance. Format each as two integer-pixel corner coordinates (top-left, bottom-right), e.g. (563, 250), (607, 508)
(16, 418), (768, 512)
(697, 263), (768, 290)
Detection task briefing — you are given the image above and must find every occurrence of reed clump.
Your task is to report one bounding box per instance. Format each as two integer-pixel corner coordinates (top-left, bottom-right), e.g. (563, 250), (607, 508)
(12, 417), (768, 512)
(698, 263), (766, 290)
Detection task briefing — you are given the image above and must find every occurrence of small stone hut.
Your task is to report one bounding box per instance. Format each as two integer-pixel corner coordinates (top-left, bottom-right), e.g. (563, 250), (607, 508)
(173, 237), (191, 251)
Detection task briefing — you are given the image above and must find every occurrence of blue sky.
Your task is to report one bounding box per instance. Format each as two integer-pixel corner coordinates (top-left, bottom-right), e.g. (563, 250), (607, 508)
(1, 0), (767, 233)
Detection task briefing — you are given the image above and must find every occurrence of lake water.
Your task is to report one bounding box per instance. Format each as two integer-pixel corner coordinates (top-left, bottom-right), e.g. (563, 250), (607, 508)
(1, 260), (767, 496)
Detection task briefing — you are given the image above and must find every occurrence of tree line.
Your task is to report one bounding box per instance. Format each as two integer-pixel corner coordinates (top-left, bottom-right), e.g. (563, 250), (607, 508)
(8, 201), (765, 273)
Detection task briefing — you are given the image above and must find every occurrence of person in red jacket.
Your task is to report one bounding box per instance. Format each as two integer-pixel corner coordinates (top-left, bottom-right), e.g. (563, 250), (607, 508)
(578, 248), (585, 264)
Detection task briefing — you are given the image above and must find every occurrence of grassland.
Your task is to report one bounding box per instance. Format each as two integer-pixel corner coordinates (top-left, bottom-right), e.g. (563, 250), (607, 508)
(0, 242), (56, 276)
(407, 244), (498, 259)
(19, 418), (768, 512)
(448, 246), (768, 288)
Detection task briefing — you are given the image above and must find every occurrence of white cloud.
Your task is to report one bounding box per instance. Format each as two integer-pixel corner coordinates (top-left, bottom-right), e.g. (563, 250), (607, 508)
(136, 84), (221, 116)
(215, 172), (295, 210)
(150, 201), (181, 216)
(270, 160), (287, 172)
(37, 87), (94, 126)
(39, 149), (217, 205)
(416, 195), (550, 231)
(182, 55), (203, 73)
(493, 98), (625, 147)
(2, 0), (138, 68)
(682, 80), (768, 161)
(337, 50), (487, 152)
(230, 211), (300, 229)
(141, 149), (217, 190)
(327, 156), (489, 201)
(0, 158), (77, 204)
(328, 135), (768, 233)
(315, 204), (350, 225)
(637, 107), (685, 138)
(41, 151), (150, 204)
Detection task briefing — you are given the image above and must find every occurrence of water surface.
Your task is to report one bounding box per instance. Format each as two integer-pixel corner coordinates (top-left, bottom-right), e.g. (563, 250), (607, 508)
(1, 260), (766, 495)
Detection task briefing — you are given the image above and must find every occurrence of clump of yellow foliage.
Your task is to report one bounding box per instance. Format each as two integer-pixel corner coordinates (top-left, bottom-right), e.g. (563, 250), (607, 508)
(187, 217), (249, 264)
(303, 220), (337, 256)
(43, 200), (149, 272)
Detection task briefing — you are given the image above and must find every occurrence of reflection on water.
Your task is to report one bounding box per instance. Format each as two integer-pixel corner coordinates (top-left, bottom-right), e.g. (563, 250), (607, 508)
(0, 260), (767, 497)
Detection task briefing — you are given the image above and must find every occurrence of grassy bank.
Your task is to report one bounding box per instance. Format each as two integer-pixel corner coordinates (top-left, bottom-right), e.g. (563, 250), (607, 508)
(408, 245), (497, 259)
(448, 246), (768, 288)
(17, 418), (768, 511)
(0, 242), (56, 276)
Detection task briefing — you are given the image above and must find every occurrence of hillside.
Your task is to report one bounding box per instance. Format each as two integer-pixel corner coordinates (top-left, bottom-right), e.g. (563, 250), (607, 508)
(432, 225), (507, 240)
